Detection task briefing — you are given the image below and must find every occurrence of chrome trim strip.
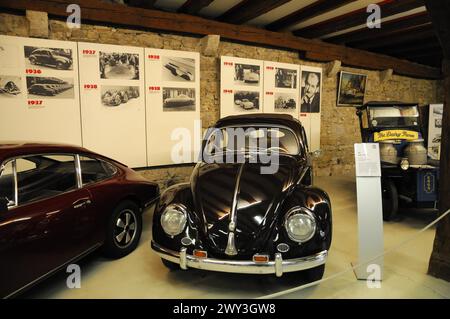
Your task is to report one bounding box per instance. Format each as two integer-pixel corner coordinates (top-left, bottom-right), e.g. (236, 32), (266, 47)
(151, 241), (327, 276)
(75, 154), (82, 189)
(12, 159), (18, 207)
(225, 163), (244, 256)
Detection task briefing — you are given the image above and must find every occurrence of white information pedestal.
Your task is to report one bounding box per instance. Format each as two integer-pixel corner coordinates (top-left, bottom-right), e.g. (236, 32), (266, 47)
(352, 143), (384, 281)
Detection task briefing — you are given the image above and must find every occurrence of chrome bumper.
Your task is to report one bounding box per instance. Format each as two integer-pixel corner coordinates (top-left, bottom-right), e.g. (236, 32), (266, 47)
(151, 241), (327, 277)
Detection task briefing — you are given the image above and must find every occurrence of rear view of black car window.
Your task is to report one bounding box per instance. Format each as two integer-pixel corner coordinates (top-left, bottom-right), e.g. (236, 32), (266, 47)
(80, 156), (117, 185)
(17, 155), (77, 205)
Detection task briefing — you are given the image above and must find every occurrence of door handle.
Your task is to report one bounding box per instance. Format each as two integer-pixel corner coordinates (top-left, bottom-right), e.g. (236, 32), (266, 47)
(73, 198), (92, 209)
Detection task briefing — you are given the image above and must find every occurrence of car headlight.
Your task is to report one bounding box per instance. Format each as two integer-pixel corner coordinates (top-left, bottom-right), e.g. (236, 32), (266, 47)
(160, 204), (187, 237)
(400, 158), (410, 170)
(284, 207), (316, 243)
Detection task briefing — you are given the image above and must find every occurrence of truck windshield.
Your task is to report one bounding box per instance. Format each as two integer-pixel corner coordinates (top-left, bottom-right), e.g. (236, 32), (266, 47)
(368, 106), (419, 128)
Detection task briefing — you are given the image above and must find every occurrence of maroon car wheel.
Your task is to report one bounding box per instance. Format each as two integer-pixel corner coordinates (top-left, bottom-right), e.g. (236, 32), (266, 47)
(103, 200), (142, 258)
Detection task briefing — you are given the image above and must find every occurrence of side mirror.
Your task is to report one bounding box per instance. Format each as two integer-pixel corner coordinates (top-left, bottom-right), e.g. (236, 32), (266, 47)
(0, 197), (9, 213)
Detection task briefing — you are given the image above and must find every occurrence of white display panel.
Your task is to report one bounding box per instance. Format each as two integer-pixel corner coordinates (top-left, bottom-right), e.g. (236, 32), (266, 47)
(220, 56), (264, 118)
(145, 49), (201, 166)
(427, 104), (443, 160)
(0, 35), (81, 145)
(78, 42), (146, 168)
(263, 61), (299, 119)
(300, 65), (322, 151)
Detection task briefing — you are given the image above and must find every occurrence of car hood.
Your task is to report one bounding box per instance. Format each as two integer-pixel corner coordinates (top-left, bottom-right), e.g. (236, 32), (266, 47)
(191, 156), (302, 257)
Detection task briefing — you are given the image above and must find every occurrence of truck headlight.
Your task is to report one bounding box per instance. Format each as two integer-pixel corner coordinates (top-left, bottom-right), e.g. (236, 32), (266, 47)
(400, 158), (410, 170)
(160, 204), (187, 237)
(284, 207), (316, 243)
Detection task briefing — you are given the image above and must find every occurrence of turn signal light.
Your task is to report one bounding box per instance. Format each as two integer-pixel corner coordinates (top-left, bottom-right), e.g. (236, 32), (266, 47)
(253, 254), (269, 263)
(193, 250), (208, 258)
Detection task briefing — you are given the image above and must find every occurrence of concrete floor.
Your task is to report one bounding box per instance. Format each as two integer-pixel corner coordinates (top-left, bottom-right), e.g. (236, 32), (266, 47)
(22, 176), (450, 299)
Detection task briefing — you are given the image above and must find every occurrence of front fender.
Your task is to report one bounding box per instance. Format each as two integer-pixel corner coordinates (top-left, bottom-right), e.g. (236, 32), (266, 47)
(270, 186), (332, 259)
(152, 183), (202, 253)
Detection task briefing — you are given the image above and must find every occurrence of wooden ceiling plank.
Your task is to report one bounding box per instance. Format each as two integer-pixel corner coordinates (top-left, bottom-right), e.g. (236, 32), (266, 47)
(178, 0), (215, 15)
(217, 0), (291, 24)
(127, 0), (157, 9)
(266, 0), (356, 31)
(349, 24), (436, 49)
(0, 0), (441, 79)
(326, 11), (431, 44)
(294, 0), (425, 38)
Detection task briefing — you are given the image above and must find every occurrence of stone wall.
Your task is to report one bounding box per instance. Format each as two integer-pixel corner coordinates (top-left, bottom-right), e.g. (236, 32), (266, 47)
(0, 12), (444, 190)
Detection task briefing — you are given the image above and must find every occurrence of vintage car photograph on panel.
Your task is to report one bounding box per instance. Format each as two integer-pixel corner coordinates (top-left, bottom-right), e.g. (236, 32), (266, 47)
(151, 114), (332, 281)
(0, 143), (159, 298)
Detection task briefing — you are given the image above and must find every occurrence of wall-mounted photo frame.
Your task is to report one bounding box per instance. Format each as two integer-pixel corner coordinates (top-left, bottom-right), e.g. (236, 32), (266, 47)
(337, 71), (367, 106)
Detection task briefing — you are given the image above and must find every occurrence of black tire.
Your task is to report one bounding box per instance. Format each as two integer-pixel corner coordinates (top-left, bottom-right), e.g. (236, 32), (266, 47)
(56, 61), (65, 70)
(102, 200), (142, 259)
(303, 265), (325, 282)
(161, 258), (180, 271)
(381, 178), (398, 221)
(29, 57), (36, 65)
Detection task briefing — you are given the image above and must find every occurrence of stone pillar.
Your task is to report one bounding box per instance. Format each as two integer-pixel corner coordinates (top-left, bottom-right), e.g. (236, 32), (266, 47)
(428, 59), (450, 281)
(26, 10), (49, 38)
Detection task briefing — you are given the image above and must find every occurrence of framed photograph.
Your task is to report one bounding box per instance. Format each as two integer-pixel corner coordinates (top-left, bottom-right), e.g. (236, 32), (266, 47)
(99, 51), (140, 80)
(26, 76), (74, 99)
(162, 56), (195, 82)
(101, 85), (140, 107)
(337, 71), (367, 106)
(0, 75), (21, 98)
(24, 46), (73, 71)
(300, 69), (322, 113)
(163, 87), (196, 112)
(234, 63), (260, 86)
(233, 90), (260, 112)
(275, 67), (297, 89)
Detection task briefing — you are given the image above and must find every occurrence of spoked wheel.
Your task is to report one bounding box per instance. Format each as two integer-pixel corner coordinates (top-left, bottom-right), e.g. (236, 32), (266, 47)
(103, 200), (142, 258)
(381, 178), (398, 221)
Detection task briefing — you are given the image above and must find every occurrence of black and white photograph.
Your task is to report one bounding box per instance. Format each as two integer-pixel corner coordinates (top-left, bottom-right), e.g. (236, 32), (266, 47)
(274, 92), (297, 111)
(0, 75), (21, 97)
(234, 63), (260, 86)
(337, 71), (367, 106)
(24, 46), (73, 70)
(234, 90), (260, 111)
(301, 70), (321, 113)
(162, 56), (195, 82)
(163, 87), (195, 111)
(26, 76), (74, 99)
(101, 85), (140, 107)
(99, 51), (139, 80)
(275, 67), (297, 89)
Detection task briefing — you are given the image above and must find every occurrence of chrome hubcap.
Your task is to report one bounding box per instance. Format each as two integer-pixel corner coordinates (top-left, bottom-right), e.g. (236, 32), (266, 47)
(114, 209), (137, 248)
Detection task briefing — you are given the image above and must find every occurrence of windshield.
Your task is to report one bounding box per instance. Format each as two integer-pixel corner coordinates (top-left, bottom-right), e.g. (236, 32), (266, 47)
(204, 126), (300, 156)
(368, 105), (419, 128)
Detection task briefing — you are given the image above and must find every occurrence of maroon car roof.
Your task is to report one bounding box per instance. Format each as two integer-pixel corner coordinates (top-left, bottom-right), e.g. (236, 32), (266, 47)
(0, 142), (121, 165)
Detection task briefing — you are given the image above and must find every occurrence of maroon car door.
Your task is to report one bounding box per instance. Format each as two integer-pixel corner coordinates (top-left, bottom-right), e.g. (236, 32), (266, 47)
(0, 155), (97, 298)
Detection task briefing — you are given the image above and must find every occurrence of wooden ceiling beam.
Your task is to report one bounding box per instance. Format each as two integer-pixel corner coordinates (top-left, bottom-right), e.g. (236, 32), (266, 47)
(266, 0), (355, 31)
(217, 0), (291, 24)
(326, 11), (431, 44)
(371, 37), (440, 55)
(294, 0), (426, 38)
(349, 24), (436, 50)
(126, 0), (157, 10)
(178, 0), (215, 15)
(0, 0), (441, 79)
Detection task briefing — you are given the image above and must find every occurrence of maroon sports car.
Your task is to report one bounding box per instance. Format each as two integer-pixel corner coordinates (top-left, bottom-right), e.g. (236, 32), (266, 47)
(0, 143), (159, 298)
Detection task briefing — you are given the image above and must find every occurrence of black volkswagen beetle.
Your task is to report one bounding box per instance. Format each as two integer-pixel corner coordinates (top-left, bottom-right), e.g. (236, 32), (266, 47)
(151, 114), (332, 281)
